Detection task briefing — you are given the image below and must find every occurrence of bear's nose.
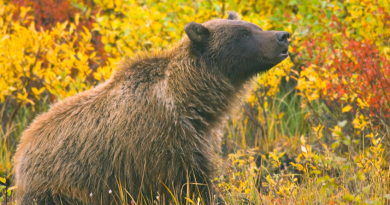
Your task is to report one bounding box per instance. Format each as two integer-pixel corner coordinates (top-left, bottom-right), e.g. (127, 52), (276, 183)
(276, 31), (289, 45)
(276, 31), (289, 41)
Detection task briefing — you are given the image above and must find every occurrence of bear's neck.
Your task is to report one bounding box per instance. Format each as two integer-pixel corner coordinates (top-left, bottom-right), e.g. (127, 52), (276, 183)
(165, 39), (241, 135)
(113, 39), (245, 136)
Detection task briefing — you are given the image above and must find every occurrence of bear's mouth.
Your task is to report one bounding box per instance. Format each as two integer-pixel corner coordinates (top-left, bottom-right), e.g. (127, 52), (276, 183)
(278, 49), (289, 57)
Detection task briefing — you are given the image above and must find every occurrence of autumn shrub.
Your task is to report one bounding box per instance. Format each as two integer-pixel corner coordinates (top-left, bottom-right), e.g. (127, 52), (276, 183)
(0, 2), (97, 174)
(296, 1), (390, 156)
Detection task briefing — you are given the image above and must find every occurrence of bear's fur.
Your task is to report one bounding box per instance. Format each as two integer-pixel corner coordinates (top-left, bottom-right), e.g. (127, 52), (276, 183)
(13, 12), (289, 204)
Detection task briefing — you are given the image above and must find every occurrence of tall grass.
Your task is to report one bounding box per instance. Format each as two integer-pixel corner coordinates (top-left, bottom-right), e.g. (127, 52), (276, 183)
(1, 72), (389, 205)
(0, 100), (50, 174)
(217, 75), (390, 204)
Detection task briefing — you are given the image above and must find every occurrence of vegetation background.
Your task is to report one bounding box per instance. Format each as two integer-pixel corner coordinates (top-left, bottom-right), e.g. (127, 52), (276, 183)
(0, 0), (390, 204)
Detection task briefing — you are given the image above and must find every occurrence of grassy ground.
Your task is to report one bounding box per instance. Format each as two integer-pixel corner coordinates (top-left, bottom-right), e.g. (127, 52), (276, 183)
(214, 82), (390, 205)
(1, 79), (389, 205)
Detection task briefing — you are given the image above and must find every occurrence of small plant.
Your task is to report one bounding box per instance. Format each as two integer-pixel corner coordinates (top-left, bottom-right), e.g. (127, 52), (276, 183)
(0, 174), (15, 204)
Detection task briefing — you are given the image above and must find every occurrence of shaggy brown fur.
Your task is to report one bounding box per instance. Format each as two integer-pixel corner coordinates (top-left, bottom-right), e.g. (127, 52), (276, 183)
(13, 12), (289, 204)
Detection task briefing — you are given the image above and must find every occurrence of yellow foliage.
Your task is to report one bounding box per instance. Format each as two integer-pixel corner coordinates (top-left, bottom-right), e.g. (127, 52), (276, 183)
(0, 4), (97, 109)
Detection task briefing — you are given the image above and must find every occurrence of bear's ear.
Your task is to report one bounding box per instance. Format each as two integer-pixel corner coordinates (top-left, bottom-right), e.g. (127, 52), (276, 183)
(184, 22), (210, 44)
(227, 11), (239, 20)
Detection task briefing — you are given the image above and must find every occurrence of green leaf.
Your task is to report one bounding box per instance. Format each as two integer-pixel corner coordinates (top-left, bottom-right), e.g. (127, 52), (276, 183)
(288, 0), (298, 5)
(341, 163), (350, 170)
(104, 44), (112, 53)
(366, 15), (372, 22)
(363, 185), (370, 193)
(344, 194), (354, 201)
(310, 170), (321, 175)
(331, 140), (340, 149)
(311, 0), (319, 5)
(326, 10), (332, 19)
(213, 3), (220, 13)
(167, 27), (176, 32)
(85, 7), (91, 19)
(357, 172), (364, 180)
(343, 137), (351, 146)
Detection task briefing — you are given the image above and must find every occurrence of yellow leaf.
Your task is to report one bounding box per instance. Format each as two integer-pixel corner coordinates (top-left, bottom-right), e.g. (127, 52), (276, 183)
(184, 197), (195, 204)
(245, 188), (251, 194)
(75, 13), (80, 26)
(7, 186), (17, 191)
(278, 152), (285, 158)
(342, 105), (352, 113)
(304, 113), (311, 120)
(0, 177), (5, 184)
(306, 144), (312, 154)
(366, 133), (374, 138)
(17, 92), (27, 101)
(32, 87), (45, 96)
(278, 112), (284, 119)
(321, 143), (328, 151)
(357, 98), (368, 108)
(297, 164), (304, 171)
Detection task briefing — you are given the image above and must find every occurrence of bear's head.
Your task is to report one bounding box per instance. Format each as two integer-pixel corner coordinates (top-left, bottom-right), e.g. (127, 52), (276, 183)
(185, 11), (289, 85)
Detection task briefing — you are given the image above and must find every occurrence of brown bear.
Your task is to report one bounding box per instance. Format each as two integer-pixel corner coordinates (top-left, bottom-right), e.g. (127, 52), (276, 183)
(13, 11), (289, 205)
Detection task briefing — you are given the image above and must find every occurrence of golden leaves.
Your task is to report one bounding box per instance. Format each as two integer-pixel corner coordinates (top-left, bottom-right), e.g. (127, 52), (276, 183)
(342, 105), (352, 113)
(0, 3), (97, 106)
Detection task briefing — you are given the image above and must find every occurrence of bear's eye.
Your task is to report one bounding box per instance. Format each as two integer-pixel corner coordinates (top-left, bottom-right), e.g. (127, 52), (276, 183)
(242, 32), (250, 38)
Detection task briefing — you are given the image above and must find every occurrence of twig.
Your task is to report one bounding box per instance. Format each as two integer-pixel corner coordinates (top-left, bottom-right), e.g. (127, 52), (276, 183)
(256, 91), (268, 141)
(302, 93), (322, 124)
(242, 103), (265, 136)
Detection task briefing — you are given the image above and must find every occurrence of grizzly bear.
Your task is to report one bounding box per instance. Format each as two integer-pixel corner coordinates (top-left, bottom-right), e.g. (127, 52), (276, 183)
(13, 11), (289, 205)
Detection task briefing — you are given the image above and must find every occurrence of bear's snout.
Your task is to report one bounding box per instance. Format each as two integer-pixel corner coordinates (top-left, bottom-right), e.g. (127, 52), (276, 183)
(276, 31), (289, 47)
(275, 31), (289, 59)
